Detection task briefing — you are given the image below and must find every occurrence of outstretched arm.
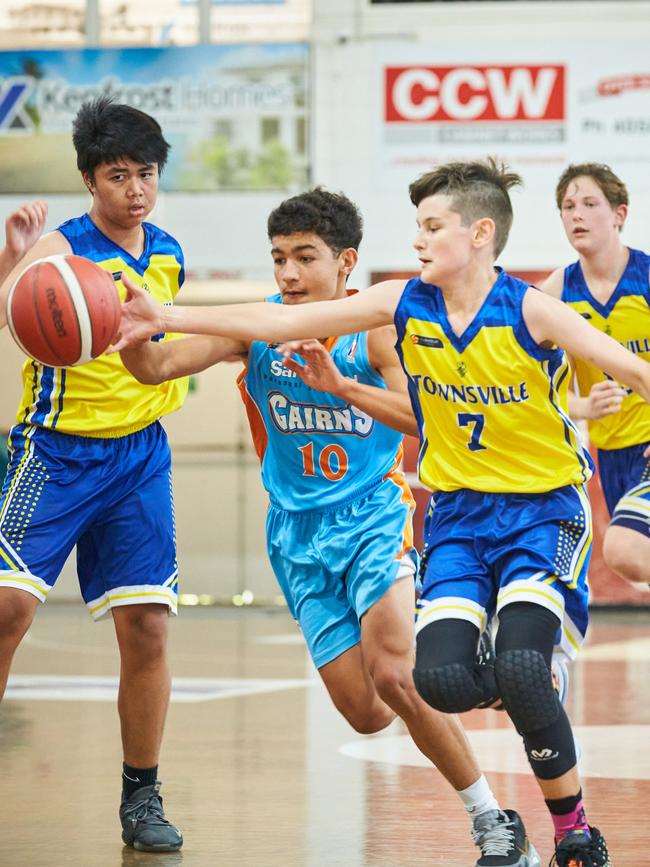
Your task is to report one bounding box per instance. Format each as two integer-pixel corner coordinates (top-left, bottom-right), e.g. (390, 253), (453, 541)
(121, 334), (248, 384)
(112, 279), (406, 350)
(118, 277), (248, 383)
(279, 325), (418, 437)
(523, 288), (650, 403)
(0, 201), (50, 328)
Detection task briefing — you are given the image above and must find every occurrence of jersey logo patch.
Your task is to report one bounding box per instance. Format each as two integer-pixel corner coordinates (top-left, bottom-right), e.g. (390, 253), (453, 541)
(346, 337), (359, 362)
(411, 334), (444, 348)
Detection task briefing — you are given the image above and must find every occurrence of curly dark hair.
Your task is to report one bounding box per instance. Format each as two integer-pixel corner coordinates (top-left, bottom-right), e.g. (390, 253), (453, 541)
(267, 187), (363, 254)
(72, 95), (170, 179)
(409, 157), (521, 258)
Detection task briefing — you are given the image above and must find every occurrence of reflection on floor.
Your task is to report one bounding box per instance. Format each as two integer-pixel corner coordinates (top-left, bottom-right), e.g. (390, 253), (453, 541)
(1, 606), (648, 867)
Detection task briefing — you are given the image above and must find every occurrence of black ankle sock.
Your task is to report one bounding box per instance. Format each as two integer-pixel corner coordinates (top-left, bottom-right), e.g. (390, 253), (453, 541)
(122, 763), (158, 799)
(545, 788), (583, 815)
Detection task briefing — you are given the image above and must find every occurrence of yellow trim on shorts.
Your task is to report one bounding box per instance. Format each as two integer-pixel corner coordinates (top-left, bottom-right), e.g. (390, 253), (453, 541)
(417, 602), (487, 628)
(0, 572), (51, 595)
(498, 583), (562, 608)
(88, 589), (177, 615)
(0, 426), (34, 526)
(562, 625), (581, 656)
(0, 547), (19, 571)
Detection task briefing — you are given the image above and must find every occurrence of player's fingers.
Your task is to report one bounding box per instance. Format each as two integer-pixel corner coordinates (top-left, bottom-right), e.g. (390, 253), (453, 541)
(281, 356), (304, 374)
(120, 273), (143, 300)
(9, 207), (29, 227)
(33, 200), (48, 226)
(106, 337), (125, 354)
(596, 391), (624, 406)
(592, 380), (625, 397)
(277, 341), (299, 356)
(278, 339), (318, 355)
(644, 444), (650, 459)
(592, 400), (622, 418)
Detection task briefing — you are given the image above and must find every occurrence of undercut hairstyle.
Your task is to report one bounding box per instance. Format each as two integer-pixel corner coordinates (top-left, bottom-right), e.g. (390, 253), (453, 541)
(555, 162), (629, 210)
(72, 95), (170, 179)
(267, 187), (363, 254)
(408, 157), (522, 258)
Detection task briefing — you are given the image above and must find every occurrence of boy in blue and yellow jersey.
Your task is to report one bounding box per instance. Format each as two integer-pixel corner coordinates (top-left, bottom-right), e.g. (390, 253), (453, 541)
(116, 188), (536, 867)
(0, 97), (185, 852)
(542, 163), (650, 587)
(114, 158), (650, 867)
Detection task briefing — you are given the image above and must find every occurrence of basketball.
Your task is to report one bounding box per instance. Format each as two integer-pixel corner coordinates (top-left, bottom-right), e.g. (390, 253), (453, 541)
(6, 254), (121, 367)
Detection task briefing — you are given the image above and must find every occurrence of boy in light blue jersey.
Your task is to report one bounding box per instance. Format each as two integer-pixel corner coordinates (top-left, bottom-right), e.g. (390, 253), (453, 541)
(542, 163), (650, 587)
(118, 188), (536, 866)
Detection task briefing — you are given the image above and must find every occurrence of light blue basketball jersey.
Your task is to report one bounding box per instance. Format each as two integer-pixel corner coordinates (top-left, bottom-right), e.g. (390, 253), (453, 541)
(239, 298), (406, 512)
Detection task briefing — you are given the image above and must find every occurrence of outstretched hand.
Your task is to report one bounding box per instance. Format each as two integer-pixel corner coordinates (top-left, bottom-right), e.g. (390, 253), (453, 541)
(278, 339), (348, 394)
(108, 273), (165, 353)
(5, 200), (48, 262)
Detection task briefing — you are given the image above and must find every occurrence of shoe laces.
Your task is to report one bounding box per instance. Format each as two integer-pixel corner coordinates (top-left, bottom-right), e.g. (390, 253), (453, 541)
(471, 811), (515, 856)
(549, 836), (595, 867)
(122, 787), (170, 828)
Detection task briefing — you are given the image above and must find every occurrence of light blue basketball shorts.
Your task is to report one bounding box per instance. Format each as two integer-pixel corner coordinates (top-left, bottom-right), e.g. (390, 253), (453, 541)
(267, 478), (418, 668)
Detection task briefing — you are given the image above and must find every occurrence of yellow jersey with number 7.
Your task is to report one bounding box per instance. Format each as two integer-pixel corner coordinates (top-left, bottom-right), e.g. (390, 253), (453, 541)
(394, 270), (594, 493)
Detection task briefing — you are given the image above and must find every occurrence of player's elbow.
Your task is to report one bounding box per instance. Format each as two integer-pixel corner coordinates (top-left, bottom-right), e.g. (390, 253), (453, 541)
(628, 366), (650, 404)
(120, 355), (162, 386)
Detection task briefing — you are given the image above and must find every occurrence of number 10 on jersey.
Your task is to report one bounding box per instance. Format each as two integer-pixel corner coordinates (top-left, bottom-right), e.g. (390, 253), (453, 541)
(299, 442), (349, 481)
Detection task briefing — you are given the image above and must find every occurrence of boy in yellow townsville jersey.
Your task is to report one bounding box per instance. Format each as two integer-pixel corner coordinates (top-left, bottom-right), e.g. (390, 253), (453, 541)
(541, 163), (650, 587)
(113, 157), (650, 866)
(115, 188), (538, 867)
(0, 97), (185, 852)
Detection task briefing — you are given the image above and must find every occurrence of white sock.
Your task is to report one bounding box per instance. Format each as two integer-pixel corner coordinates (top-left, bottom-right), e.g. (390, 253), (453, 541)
(457, 775), (500, 818)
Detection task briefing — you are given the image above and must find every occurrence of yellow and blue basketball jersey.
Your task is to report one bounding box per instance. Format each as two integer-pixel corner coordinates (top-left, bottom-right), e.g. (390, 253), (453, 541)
(562, 247), (650, 451)
(15, 213), (188, 438)
(394, 270), (593, 493)
(239, 300), (411, 513)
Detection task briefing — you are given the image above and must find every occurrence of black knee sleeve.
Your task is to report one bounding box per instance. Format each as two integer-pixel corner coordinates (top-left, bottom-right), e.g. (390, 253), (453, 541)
(496, 648), (576, 779)
(413, 661), (487, 713)
(495, 648), (559, 732)
(414, 621), (499, 712)
(521, 707), (578, 779)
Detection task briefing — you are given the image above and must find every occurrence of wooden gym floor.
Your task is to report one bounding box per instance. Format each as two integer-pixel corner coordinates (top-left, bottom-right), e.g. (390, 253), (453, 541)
(1, 605), (648, 867)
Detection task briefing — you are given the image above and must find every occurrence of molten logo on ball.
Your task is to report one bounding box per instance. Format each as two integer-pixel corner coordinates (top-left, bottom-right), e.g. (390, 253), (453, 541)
(46, 286), (68, 338)
(7, 254), (121, 367)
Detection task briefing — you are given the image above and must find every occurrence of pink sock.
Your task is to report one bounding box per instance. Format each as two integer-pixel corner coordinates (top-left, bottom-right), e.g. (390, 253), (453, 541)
(552, 800), (590, 843)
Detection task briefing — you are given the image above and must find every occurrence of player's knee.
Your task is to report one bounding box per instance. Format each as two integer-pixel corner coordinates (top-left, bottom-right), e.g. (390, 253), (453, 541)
(371, 659), (417, 711)
(495, 648), (559, 734)
(335, 696), (395, 734)
(0, 590), (37, 647)
(115, 604), (169, 662)
(603, 533), (648, 583)
(412, 658), (484, 713)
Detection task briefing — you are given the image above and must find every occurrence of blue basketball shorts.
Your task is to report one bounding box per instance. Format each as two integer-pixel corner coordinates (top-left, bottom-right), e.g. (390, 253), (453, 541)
(416, 484), (592, 661)
(598, 442), (650, 537)
(267, 478), (418, 669)
(0, 422), (179, 620)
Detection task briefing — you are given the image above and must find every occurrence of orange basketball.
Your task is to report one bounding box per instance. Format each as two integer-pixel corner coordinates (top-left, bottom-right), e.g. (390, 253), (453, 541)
(7, 254), (121, 367)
